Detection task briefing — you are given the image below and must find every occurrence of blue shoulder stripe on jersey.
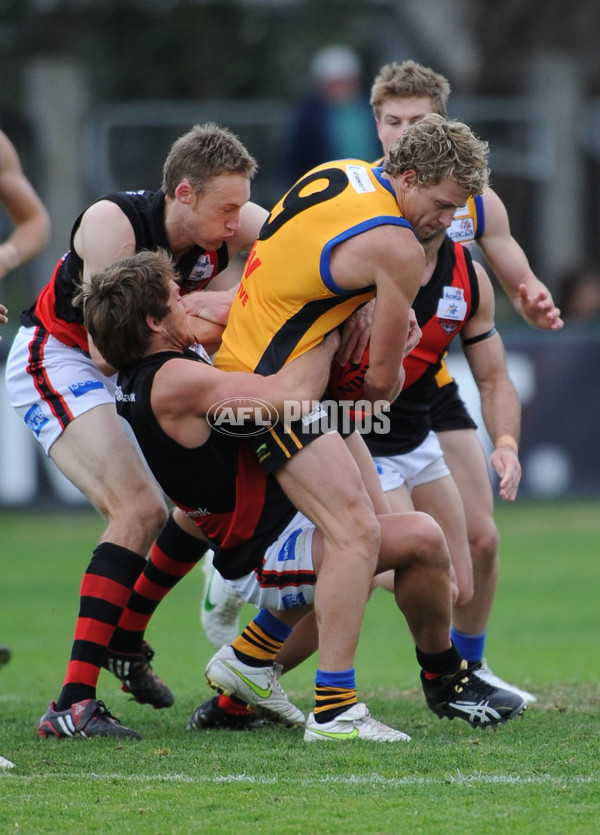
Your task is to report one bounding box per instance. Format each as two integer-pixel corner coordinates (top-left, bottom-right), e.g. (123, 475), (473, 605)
(474, 193), (485, 238)
(371, 165), (393, 192)
(320, 216), (414, 295)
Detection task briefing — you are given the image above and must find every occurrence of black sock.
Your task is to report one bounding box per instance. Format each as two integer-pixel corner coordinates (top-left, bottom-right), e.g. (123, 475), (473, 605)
(416, 643), (463, 678)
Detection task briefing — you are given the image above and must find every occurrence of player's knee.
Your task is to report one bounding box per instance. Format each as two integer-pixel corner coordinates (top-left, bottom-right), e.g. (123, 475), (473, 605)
(146, 496), (169, 538)
(416, 515), (452, 574)
(350, 504), (381, 554)
(449, 572), (460, 607)
(468, 520), (499, 566)
(106, 484), (167, 548)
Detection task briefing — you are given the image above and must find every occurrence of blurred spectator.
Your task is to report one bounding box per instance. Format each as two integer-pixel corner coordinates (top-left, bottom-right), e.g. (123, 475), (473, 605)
(283, 44), (380, 184)
(556, 263), (600, 322)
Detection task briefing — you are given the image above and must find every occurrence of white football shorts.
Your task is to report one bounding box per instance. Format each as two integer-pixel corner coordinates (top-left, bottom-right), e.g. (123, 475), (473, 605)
(5, 326), (117, 454)
(373, 430), (450, 494)
(225, 510), (316, 611)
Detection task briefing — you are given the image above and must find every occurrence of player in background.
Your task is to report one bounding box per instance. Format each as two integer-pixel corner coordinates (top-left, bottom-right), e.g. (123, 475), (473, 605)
(368, 60), (562, 693)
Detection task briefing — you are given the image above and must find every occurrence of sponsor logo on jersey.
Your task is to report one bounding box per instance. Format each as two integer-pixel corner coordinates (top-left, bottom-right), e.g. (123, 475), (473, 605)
(278, 528), (302, 562)
(447, 216), (475, 244)
(282, 591), (308, 609)
(114, 386), (136, 403)
(442, 286), (465, 302)
(69, 379), (105, 398)
(346, 164), (376, 194)
(181, 253), (217, 291)
(24, 404), (49, 437)
(189, 343), (213, 363)
(437, 291), (468, 335)
(300, 402), (327, 427)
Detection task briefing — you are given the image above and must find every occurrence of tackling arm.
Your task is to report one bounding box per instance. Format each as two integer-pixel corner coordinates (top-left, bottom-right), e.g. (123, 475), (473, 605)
(154, 331), (341, 444)
(330, 224), (423, 405)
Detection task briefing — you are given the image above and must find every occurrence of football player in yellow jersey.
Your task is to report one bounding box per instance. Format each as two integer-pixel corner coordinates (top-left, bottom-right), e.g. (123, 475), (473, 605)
(197, 63), (558, 727)
(212, 114), (490, 733)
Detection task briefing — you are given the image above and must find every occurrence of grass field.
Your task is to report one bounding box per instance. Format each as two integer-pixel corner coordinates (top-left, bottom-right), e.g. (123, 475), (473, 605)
(0, 500), (599, 834)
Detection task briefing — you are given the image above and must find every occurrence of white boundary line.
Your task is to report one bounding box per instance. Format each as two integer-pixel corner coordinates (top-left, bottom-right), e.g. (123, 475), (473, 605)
(2, 772), (598, 787)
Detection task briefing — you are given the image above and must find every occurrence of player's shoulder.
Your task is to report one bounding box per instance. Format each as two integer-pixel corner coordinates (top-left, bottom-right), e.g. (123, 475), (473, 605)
(344, 221), (421, 263)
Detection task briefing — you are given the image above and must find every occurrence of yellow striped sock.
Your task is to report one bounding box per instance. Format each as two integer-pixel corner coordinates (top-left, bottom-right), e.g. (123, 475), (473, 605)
(313, 685), (357, 720)
(232, 621), (284, 664)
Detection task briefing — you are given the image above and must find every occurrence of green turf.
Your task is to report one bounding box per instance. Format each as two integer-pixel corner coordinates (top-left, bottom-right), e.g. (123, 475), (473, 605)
(1, 501), (599, 834)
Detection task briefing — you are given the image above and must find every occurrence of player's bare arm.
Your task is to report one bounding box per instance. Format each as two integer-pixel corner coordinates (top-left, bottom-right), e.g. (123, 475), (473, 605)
(461, 262), (522, 501)
(335, 300), (374, 366)
(75, 200), (137, 282)
(331, 224), (424, 403)
(151, 332), (340, 446)
(182, 287), (236, 326)
(76, 201), (137, 374)
(335, 300), (422, 366)
(182, 257), (246, 324)
(480, 188), (563, 331)
(0, 131), (51, 278)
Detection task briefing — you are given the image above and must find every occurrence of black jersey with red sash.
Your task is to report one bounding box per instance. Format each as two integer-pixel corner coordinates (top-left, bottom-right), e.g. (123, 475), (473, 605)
(115, 349), (297, 579)
(21, 190), (229, 352)
(365, 236), (479, 456)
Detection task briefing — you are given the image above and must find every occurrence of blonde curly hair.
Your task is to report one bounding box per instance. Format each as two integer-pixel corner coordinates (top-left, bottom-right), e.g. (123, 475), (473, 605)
(384, 113), (489, 197)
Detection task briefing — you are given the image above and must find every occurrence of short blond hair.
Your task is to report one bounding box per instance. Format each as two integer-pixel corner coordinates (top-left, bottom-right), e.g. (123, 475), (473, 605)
(384, 113), (489, 197)
(370, 60), (450, 120)
(162, 123), (257, 197)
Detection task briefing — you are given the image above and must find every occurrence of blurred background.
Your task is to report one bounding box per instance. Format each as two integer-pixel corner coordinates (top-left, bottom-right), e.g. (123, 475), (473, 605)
(1, 0), (599, 504)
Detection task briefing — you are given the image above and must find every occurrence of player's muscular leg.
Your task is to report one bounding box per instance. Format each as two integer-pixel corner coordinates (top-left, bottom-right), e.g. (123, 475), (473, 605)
(377, 511), (453, 654)
(277, 508), (454, 672)
(437, 429), (499, 635)
(412, 475), (474, 607)
(344, 430), (393, 515)
(274, 431), (379, 672)
(50, 404), (167, 554)
(376, 483), (462, 604)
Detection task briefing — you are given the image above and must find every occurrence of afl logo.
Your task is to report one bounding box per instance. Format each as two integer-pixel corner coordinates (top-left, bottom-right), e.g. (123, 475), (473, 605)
(207, 397), (279, 437)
